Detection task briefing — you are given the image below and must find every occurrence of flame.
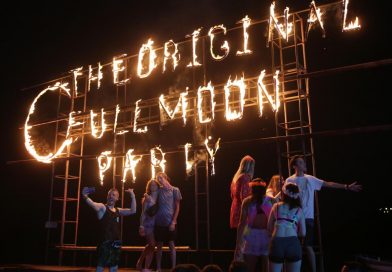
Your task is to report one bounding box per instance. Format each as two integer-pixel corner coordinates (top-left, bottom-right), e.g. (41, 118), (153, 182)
(113, 104), (120, 133)
(184, 143), (193, 174)
(133, 99), (148, 133)
(137, 38), (158, 78)
(236, 16), (252, 56)
(181, 89), (189, 125)
(159, 94), (182, 120)
(204, 137), (221, 176)
(187, 28), (203, 67)
(24, 82), (74, 163)
(224, 76), (246, 121)
(67, 111), (84, 138)
(90, 108), (107, 138)
(97, 151), (112, 185)
(88, 62), (103, 91)
(342, 0), (361, 31)
(268, 2), (293, 43)
(307, 1), (325, 37)
(163, 40), (180, 72)
(122, 149), (142, 183)
(150, 147), (166, 179)
(257, 70), (280, 116)
(208, 25), (230, 60)
(197, 82), (216, 123)
(113, 54), (130, 85)
(71, 67), (83, 96)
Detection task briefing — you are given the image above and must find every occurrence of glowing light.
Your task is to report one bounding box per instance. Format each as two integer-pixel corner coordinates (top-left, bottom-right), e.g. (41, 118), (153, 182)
(224, 76), (246, 121)
(113, 54), (130, 85)
(268, 2), (293, 43)
(137, 39), (158, 78)
(184, 143), (194, 174)
(122, 149), (142, 183)
(113, 104), (120, 133)
(97, 151), (112, 185)
(236, 16), (252, 55)
(257, 70), (280, 116)
(90, 108), (107, 139)
(342, 0), (361, 31)
(197, 82), (215, 124)
(71, 67), (83, 96)
(307, 1), (325, 37)
(133, 99), (148, 133)
(181, 90), (189, 125)
(163, 40), (180, 72)
(67, 111), (84, 138)
(150, 147), (166, 179)
(159, 94), (182, 120)
(88, 62), (103, 91)
(24, 82), (74, 164)
(208, 25), (230, 60)
(187, 28), (203, 67)
(204, 137), (221, 176)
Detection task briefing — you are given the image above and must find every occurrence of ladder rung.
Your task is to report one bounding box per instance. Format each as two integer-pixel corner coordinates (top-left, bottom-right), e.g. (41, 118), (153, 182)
(53, 197), (79, 201)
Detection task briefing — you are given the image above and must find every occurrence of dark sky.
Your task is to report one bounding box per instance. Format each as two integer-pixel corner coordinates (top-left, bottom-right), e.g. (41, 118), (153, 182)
(1, 0), (392, 270)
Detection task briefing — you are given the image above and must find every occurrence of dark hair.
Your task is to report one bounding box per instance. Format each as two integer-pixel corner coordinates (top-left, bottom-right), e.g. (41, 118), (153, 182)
(201, 264), (223, 272)
(289, 155), (303, 169)
(282, 183), (301, 210)
(249, 179), (267, 206)
(172, 264), (200, 272)
(229, 260), (248, 272)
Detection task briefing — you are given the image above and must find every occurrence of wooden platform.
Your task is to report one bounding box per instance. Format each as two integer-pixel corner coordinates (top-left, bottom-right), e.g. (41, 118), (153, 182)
(0, 264), (167, 271)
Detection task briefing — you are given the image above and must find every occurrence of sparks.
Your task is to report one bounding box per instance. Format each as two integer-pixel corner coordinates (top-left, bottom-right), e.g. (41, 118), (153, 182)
(268, 2), (293, 43)
(90, 108), (107, 139)
(204, 137), (221, 176)
(307, 1), (325, 37)
(113, 54), (130, 85)
(181, 89), (189, 125)
(113, 104), (120, 134)
(208, 25), (230, 60)
(150, 147), (166, 179)
(184, 143), (194, 175)
(224, 76), (246, 121)
(122, 149), (142, 183)
(163, 40), (180, 72)
(88, 62), (103, 91)
(24, 82), (74, 164)
(97, 151), (112, 185)
(70, 67), (83, 96)
(236, 16), (252, 55)
(137, 38), (158, 78)
(133, 99), (148, 133)
(197, 82), (216, 124)
(257, 70), (280, 116)
(342, 0), (361, 31)
(187, 28), (203, 67)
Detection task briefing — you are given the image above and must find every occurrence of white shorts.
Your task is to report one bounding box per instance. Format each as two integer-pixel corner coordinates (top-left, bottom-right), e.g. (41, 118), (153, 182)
(242, 227), (270, 256)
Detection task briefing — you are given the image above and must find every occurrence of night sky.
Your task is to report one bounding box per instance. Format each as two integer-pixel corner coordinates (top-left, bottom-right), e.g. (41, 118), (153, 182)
(1, 0), (391, 270)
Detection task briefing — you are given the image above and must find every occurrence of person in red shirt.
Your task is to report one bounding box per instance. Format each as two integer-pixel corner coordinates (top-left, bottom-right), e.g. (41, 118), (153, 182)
(230, 155), (255, 229)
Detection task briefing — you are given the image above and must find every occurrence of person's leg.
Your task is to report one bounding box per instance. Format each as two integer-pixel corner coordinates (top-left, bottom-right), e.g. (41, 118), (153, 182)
(109, 265), (118, 272)
(286, 261), (302, 272)
(269, 261), (283, 272)
(96, 266), (104, 272)
(305, 246), (316, 272)
(168, 240), (176, 269)
(243, 254), (258, 272)
(144, 233), (156, 269)
(156, 241), (163, 272)
(260, 255), (269, 272)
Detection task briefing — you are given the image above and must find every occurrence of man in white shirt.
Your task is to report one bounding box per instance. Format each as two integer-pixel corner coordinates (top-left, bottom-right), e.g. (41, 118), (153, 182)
(286, 155), (362, 272)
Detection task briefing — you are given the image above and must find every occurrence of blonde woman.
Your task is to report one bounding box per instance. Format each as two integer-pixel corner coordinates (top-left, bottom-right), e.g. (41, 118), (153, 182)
(230, 155), (255, 229)
(266, 174), (284, 199)
(136, 179), (159, 271)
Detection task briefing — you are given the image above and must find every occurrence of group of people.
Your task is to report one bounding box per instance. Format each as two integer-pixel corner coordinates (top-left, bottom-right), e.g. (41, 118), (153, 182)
(230, 155), (362, 272)
(82, 172), (182, 272)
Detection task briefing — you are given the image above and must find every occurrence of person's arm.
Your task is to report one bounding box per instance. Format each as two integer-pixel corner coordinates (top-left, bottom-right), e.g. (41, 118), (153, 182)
(234, 198), (249, 260)
(82, 187), (105, 213)
(139, 197), (147, 236)
(297, 209), (306, 238)
(267, 203), (277, 235)
(322, 180), (362, 192)
(118, 189), (137, 216)
(169, 188), (182, 231)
